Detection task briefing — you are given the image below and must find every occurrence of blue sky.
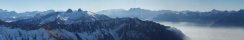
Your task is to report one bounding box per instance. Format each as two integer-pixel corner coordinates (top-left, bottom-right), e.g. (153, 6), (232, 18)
(0, 0), (244, 12)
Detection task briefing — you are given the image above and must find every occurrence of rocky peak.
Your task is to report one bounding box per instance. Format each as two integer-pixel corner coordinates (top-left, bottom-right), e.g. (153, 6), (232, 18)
(66, 9), (73, 13)
(78, 8), (82, 12)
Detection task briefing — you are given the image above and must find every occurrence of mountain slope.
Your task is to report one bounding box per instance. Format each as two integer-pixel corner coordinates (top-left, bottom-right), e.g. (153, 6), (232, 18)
(0, 18), (185, 40)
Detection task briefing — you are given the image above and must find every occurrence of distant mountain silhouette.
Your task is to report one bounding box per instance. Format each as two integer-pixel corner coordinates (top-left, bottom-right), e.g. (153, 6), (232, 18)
(97, 8), (244, 27)
(96, 8), (160, 20)
(0, 9), (55, 22)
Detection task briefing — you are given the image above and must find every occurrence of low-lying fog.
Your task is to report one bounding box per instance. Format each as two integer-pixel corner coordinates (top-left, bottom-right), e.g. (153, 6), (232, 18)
(158, 22), (244, 40)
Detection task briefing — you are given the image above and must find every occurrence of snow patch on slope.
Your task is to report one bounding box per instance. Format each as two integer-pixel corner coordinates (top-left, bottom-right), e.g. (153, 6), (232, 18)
(0, 25), (55, 40)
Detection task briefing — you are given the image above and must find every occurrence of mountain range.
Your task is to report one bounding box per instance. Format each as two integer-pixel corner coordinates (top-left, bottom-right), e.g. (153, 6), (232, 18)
(0, 9), (185, 40)
(97, 8), (244, 27)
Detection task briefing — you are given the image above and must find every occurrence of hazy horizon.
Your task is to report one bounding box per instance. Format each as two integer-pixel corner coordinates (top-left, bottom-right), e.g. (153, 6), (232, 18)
(0, 0), (244, 12)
